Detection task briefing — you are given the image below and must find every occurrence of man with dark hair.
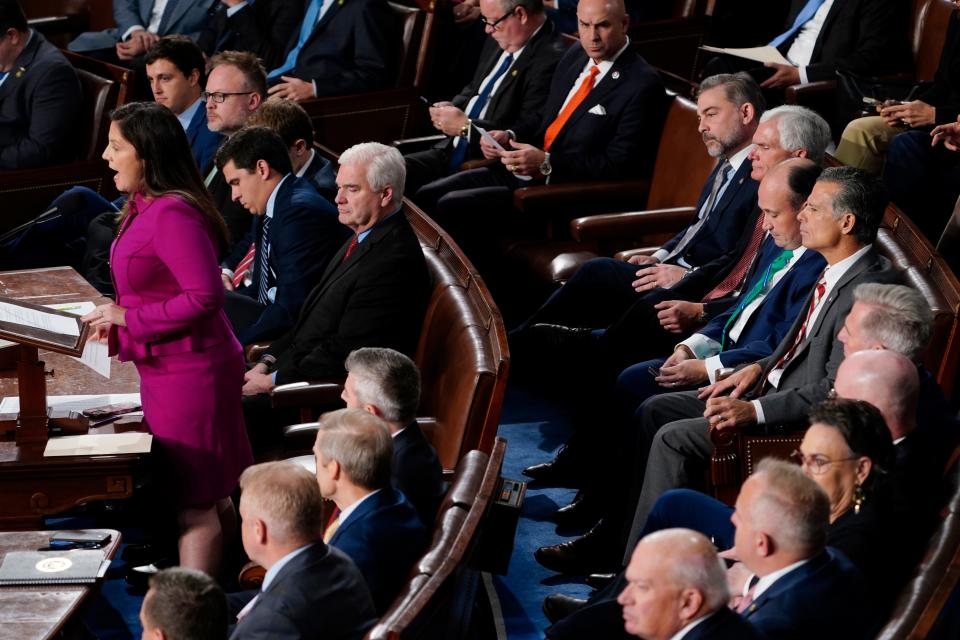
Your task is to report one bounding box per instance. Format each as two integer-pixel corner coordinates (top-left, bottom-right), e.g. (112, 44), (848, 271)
(265, 0), (401, 102)
(141, 568), (228, 640)
(0, 0), (82, 169)
(248, 98), (337, 202)
(622, 166), (900, 549)
(145, 35), (222, 170)
(217, 126), (348, 345)
(313, 408), (427, 613)
(403, 0), (567, 195)
(229, 461), (377, 639)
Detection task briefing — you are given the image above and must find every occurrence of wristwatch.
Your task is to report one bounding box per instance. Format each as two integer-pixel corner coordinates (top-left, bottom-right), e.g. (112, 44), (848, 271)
(459, 119), (471, 138)
(539, 152), (552, 176)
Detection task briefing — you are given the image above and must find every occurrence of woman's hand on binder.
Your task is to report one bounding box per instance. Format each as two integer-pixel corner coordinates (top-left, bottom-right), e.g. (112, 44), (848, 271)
(81, 303), (127, 344)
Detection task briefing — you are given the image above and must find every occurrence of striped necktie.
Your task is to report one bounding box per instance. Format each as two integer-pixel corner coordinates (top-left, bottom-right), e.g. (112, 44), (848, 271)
(766, 271), (828, 385)
(703, 212), (766, 301)
(662, 161), (731, 264)
(257, 216), (272, 305)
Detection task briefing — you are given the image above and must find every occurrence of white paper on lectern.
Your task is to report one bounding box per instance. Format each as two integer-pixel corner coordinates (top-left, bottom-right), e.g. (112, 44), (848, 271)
(44, 432), (153, 457)
(0, 393), (142, 414)
(700, 45), (792, 66)
(0, 301), (80, 336)
(46, 302), (111, 379)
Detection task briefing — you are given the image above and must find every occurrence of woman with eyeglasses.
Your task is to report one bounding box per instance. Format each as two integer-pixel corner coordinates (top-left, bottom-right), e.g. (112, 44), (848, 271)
(81, 102), (254, 577)
(629, 398), (913, 612)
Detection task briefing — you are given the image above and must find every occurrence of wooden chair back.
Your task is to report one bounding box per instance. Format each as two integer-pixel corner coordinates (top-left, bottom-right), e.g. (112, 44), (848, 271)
(911, 0), (956, 81)
(646, 93), (716, 210)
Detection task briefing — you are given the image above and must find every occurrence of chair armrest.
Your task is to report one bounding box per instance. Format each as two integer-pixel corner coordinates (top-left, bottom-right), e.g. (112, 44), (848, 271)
(393, 134), (445, 155)
(613, 247), (659, 261)
(282, 421), (322, 451)
(512, 180), (651, 219)
(245, 343), (271, 363)
(269, 381), (344, 409)
(570, 207), (696, 242)
(460, 158), (497, 171)
(784, 79), (837, 104)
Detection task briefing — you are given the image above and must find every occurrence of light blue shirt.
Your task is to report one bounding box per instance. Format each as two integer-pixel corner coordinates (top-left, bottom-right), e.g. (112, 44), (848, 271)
(357, 207), (401, 244)
(226, 0), (250, 18)
(176, 97), (202, 131)
(261, 543), (312, 592)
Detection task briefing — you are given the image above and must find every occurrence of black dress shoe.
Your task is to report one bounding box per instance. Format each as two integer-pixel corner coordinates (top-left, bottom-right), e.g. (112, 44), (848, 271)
(523, 445), (581, 487)
(585, 573), (616, 590)
(535, 521), (618, 575)
(529, 323), (597, 349)
(543, 593), (588, 624)
(554, 490), (602, 529)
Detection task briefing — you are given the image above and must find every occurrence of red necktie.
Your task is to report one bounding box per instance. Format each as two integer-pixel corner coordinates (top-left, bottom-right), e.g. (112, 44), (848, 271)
(735, 577), (759, 614)
(703, 213), (766, 301)
(342, 236), (359, 263)
(769, 272), (828, 377)
(232, 242), (256, 288)
(543, 65), (600, 151)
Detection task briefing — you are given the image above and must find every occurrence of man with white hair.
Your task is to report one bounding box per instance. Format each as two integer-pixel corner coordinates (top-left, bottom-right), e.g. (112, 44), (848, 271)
(229, 461), (376, 639)
(243, 142), (431, 393)
(617, 529), (760, 640)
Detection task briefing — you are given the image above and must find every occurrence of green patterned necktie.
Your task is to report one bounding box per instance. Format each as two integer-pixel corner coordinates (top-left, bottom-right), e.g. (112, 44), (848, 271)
(721, 249), (794, 349)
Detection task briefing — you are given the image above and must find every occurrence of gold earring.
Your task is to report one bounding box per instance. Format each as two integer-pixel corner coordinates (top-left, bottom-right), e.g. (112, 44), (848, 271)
(853, 483), (865, 515)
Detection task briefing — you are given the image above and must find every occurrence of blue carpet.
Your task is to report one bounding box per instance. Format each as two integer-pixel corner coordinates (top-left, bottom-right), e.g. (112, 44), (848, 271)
(492, 383), (594, 639)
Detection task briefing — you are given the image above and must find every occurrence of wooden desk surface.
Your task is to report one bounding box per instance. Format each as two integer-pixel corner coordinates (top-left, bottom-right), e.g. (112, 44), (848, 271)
(0, 268), (144, 529)
(0, 266), (139, 396)
(0, 529), (121, 640)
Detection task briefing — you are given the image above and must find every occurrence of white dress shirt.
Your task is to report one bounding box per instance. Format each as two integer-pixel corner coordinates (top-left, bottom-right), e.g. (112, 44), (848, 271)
(786, 0), (835, 84)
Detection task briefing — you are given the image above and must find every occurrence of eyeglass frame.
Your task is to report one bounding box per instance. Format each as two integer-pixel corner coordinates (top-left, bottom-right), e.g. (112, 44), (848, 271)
(789, 449), (861, 475)
(479, 7), (518, 30)
(202, 90), (254, 104)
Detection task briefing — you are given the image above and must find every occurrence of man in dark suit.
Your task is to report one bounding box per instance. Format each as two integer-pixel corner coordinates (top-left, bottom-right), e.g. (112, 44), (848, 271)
(0, 0), (82, 170)
(733, 459), (870, 638)
(623, 166), (900, 549)
(242, 142), (430, 393)
(343, 347), (445, 526)
(568, 529), (760, 640)
(314, 409), (428, 613)
(229, 461), (377, 639)
(197, 0), (304, 71)
(248, 98), (338, 203)
(265, 0), (400, 102)
(404, 0), (567, 195)
(414, 0), (666, 228)
(145, 36), (222, 170)
(142, 568), (228, 640)
(217, 126), (348, 345)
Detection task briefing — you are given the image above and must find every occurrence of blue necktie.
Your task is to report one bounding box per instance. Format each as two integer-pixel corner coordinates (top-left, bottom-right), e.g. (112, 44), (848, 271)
(257, 215), (272, 305)
(269, 0), (326, 79)
(769, 0), (827, 48)
(721, 248), (794, 349)
(448, 53), (514, 172)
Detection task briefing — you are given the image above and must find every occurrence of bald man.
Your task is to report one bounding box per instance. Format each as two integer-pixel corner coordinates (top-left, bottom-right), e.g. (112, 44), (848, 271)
(618, 529), (760, 640)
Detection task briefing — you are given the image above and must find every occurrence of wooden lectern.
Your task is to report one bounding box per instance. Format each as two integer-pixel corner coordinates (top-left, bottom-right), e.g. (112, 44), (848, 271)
(0, 296), (89, 459)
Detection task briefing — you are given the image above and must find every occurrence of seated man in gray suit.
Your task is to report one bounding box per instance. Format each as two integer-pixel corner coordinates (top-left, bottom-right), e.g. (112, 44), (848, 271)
(68, 0), (213, 64)
(229, 461), (376, 640)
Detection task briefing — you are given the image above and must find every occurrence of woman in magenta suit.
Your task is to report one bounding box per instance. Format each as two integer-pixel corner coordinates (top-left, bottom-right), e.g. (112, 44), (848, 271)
(82, 102), (253, 575)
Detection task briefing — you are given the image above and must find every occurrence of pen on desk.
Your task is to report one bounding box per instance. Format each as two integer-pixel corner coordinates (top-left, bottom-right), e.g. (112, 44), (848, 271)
(55, 304), (83, 312)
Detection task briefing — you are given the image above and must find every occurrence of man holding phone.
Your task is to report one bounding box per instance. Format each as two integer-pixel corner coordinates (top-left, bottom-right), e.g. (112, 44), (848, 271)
(402, 0), (566, 195)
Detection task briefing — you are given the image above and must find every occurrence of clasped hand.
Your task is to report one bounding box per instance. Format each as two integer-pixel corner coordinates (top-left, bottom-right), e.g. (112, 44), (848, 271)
(479, 138), (546, 177)
(81, 303), (127, 344)
(696, 363), (762, 430)
(428, 102), (469, 137)
(880, 100), (935, 129)
(242, 363), (275, 396)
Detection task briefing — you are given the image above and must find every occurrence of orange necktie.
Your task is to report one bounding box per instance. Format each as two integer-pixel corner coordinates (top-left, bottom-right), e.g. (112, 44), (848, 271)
(543, 65), (600, 151)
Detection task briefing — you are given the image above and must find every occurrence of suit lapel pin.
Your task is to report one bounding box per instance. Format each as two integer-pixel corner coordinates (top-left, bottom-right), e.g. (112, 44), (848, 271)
(14, 66), (25, 78)
(738, 177), (745, 184)
(611, 70), (620, 80)
(511, 69), (518, 77)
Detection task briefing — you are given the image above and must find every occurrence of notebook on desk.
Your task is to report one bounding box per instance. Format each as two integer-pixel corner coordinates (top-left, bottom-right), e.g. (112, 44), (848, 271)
(0, 549), (110, 586)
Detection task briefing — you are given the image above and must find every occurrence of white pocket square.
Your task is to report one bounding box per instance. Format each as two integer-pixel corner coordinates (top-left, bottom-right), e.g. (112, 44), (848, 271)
(588, 104), (606, 116)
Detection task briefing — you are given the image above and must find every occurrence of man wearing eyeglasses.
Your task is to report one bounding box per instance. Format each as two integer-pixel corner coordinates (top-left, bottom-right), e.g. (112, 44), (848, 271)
(403, 0), (566, 196)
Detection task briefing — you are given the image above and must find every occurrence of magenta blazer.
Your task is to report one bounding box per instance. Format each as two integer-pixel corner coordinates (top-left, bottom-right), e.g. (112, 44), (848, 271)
(109, 193), (234, 362)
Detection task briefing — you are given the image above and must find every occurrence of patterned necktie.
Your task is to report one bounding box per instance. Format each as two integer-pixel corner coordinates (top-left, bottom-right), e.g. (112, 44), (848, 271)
(768, 270), (828, 381)
(735, 575), (760, 614)
(661, 161), (731, 264)
(703, 212), (766, 301)
(269, 0), (328, 78)
(769, 0), (827, 48)
(323, 507), (341, 543)
(721, 248), (794, 349)
(232, 242), (256, 289)
(543, 65), (600, 151)
(257, 216), (272, 305)
(342, 235), (359, 263)
(449, 53), (515, 171)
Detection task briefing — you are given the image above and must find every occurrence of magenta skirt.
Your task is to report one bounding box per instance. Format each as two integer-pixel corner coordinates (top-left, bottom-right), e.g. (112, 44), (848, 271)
(135, 337), (254, 507)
